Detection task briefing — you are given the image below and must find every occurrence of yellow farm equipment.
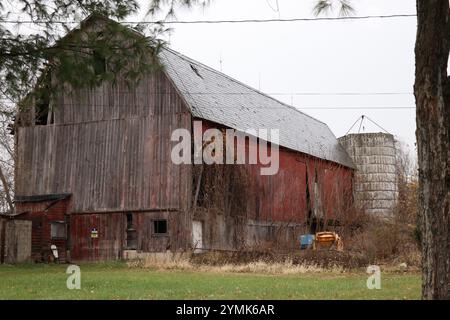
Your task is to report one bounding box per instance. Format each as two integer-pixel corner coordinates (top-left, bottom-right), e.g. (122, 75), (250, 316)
(314, 231), (344, 251)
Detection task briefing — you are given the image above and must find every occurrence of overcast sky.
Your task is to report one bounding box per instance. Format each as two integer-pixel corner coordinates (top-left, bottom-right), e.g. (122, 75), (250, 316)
(133, 0), (418, 153)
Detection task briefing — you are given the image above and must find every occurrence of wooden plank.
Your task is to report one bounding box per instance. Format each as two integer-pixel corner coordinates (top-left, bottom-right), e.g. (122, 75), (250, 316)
(16, 71), (193, 215)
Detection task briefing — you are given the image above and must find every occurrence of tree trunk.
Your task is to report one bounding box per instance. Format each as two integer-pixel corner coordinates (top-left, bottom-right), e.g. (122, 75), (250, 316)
(0, 165), (13, 214)
(414, 0), (450, 300)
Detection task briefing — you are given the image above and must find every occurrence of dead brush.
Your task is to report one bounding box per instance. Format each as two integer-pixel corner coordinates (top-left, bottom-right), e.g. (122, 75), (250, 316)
(346, 214), (421, 266)
(127, 254), (345, 274)
(126, 252), (192, 270)
(205, 260), (344, 274)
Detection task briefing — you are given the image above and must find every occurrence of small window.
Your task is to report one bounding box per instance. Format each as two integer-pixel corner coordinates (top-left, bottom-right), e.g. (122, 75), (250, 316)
(93, 50), (106, 75)
(153, 220), (168, 235)
(51, 221), (67, 240)
(126, 213), (137, 249)
(126, 213), (133, 230)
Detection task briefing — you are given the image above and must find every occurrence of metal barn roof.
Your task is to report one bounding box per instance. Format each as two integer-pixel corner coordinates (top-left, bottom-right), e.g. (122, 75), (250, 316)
(160, 48), (355, 168)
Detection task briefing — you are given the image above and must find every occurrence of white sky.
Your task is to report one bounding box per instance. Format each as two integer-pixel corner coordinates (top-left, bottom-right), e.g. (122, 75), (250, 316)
(134, 0), (418, 152)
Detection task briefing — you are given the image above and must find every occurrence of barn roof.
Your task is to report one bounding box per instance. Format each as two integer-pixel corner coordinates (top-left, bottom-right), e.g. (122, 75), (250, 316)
(51, 14), (354, 169)
(160, 48), (355, 168)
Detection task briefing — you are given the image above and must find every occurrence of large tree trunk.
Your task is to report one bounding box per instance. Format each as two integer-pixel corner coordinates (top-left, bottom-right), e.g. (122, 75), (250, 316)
(414, 0), (450, 300)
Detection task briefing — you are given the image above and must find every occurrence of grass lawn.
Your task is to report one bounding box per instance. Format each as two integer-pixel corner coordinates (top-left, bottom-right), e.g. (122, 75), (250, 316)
(0, 262), (420, 300)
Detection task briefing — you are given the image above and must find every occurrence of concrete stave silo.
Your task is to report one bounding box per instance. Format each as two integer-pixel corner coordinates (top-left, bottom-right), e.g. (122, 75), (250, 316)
(338, 133), (398, 216)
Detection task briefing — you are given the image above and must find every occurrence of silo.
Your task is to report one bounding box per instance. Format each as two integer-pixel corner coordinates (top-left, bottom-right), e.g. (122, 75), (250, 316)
(338, 133), (398, 216)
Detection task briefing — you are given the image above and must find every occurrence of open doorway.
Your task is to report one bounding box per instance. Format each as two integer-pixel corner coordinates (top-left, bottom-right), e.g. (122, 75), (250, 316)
(192, 220), (204, 253)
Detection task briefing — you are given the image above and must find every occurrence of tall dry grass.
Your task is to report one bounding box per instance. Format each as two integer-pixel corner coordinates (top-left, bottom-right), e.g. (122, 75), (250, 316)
(127, 256), (345, 275)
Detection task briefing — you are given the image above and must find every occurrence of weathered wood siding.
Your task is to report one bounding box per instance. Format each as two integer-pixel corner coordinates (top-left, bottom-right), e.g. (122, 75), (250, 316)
(69, 210), (191, 261)
(195, 120), (354, 251)
(16, 71), (192, 214)
(0, 218), (32, 264)
(69, 213), (124, 261)
(16, 198), (70, 262)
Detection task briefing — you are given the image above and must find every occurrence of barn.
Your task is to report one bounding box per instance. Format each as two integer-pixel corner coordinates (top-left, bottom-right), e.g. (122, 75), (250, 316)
(14, 15), (355, 262)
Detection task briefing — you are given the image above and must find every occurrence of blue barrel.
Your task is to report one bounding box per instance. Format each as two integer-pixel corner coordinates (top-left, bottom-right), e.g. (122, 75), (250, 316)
(299, 234), (315, 249)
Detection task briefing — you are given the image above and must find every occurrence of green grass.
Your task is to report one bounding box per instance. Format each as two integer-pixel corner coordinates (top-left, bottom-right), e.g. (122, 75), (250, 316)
(0, 262), (420, 300)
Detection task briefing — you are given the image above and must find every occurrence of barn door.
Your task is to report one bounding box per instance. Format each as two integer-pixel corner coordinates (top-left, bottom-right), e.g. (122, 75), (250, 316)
(31, 216), (44, 261)
(192, 221), (203, 253)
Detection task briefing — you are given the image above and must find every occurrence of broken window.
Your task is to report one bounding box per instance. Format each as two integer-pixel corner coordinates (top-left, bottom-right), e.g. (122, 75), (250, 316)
(50, 221), (67, 240)
(35, 92), (50, 125)
(33, 71), (54, 126)
(126, 213), (133, 229)
(153, 220), (168, 235)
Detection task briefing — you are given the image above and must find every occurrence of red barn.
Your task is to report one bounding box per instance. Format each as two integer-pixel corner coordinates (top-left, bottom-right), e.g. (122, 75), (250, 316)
(14, 15), (354, 262)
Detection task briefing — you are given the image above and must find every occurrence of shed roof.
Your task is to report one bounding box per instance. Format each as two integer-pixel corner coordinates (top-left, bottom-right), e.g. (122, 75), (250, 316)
(160, 48), (355, 168)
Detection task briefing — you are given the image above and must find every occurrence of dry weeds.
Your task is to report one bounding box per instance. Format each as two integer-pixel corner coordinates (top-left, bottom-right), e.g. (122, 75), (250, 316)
(127, 256), (345, 275)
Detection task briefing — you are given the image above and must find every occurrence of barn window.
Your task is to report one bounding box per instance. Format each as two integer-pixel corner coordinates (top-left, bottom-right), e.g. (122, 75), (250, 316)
(153, 220), (168, 235)
(126, 213), (133, 229)
(33, 73), (53, 126)
(125, 213), (137, 250)
(93, 50), (106, 75)
(35, 91), (50, 125)
(50, 221), (67, 239)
